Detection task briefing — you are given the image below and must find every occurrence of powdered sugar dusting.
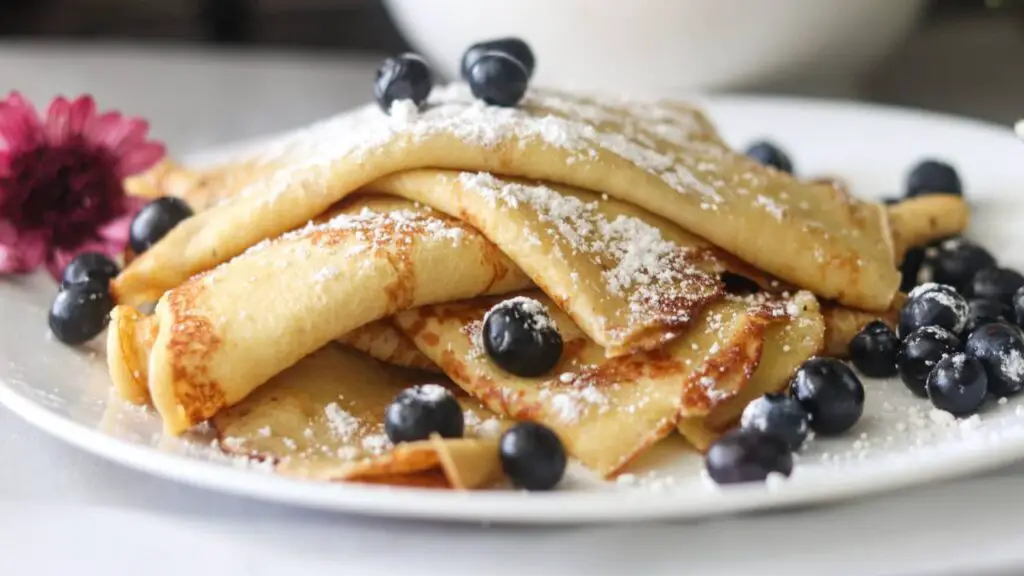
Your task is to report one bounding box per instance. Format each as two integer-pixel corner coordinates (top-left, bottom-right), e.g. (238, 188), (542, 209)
(488, 296), (557, 333)
(234, 84), (735, 210)
(324, 402), (360, 440)
(908, 283), (969, 333)
(460, 172), (718, 326)
(409, 383), (452, 403)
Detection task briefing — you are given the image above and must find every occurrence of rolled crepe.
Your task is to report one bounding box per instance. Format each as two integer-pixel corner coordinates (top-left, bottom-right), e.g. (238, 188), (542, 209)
(119, 196), (531, 435)
(115, 85), (904, 311)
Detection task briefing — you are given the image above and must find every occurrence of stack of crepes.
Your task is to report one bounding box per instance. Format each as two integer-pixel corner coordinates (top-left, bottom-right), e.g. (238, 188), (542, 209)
(106, 85), (968, 489)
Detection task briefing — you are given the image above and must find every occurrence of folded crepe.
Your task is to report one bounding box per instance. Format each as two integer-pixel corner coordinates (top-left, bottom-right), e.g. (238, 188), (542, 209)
(211, 344), (505, 489)
(115, 85), (921, 311)
(392, 290), (821, 475)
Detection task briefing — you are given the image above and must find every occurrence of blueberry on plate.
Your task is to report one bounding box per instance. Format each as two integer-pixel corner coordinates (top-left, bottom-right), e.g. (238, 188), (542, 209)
(966, 298), (1012, 334)
(926, 238), (996, 294)
(384, 384), (464, 444)
(482, 296), (562, 377)
(467, 51), (529, 107)
(906, 159), (962, 198)
(1013, 287), (1024, 327)
(789, 357), (865, 435)
(899, 247), (926, 293)
(461, 37), (535, 80)
(971, 267), (1024, 307)
(848, 320), (900, 378)
(898, 282), (969, 338)
(129, 197), (194, 255)
(60, 252), (119, 291)
(499, 422), (566, 491)
(898, 326), (961, 397)
(965, 323), (1024, 397)
(705, 429), (793, 485)
(926, 353), (988, 417)
(744, 141), (794, 174)
(373, 53), (434, 113)
(48, 284), (115, 345)
(739, 393), (809, 451)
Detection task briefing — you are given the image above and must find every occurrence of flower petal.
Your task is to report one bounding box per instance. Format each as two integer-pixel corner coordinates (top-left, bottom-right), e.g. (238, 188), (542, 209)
(68, 95), (96, 137)
(0, 92), (43, 151)
(115, 141), (166, 178)
(45, 96), (72, 146)
(0, 221), (49, 275)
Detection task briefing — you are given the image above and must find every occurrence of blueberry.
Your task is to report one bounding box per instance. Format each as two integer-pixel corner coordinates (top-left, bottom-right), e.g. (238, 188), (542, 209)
(926, 238), (996, 294)
(898, 283), (969, 338)
(60, 252), (119, 291)
(966, 298), (1012, 334)
(789, 357), (865, 435)
(383, 384), (464, 444)
(898, 326), (961, 397)
(373, 53), (433, 113)
(900, 247), (926, 293)
(971, 267), (1024, 307)
(48, 285), (115, 345)
(965, 323), (1024, 397)
(467, 51), (529, 107)
(482, 297), (562, 377)
(1013, 287), (1024, 327)
(705, 429), (793, 485)
(128, 197), (193, 255)
(926, 353), (988, 416)
(848, 321), (900, 378)
(906, 159), (963, 198)
(739, 393), (809, 451)
(499, 422), (566, 491)
(744, 141), (794, 174)
(461, 37), (535, 80)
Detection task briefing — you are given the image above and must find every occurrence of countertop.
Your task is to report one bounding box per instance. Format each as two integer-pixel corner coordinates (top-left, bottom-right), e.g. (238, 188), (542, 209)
(1, 19), (1023, 576)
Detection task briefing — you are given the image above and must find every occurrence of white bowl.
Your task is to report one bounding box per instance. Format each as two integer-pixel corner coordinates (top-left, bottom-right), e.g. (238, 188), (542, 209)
(383, 0), (926, 98)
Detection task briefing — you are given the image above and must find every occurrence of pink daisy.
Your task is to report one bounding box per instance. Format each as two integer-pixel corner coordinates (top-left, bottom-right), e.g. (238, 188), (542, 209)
(0, 92), (165, 279)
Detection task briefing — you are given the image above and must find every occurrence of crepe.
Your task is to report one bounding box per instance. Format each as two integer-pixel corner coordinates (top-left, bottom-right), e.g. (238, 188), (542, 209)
(392, 290), (820, 476)
(111, 195), (531, 435)
(338, 319), (441, 373)
(366, 169), (728, 355)
(677, 292), (825, 450)
(211, 344), (505, 489)
(114, 85), (907, 311)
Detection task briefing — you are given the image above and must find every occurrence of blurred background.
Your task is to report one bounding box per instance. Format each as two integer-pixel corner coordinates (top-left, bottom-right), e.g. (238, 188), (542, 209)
(0, 0), (1020, 151)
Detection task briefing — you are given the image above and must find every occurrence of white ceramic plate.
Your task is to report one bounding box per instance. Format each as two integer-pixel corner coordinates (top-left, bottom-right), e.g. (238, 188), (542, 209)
(2, 96), (1023, 524)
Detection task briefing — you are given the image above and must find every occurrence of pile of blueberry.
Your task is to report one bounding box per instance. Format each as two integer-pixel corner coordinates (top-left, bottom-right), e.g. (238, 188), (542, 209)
(383, 297), (568, 491)
(374, 37), (536, 113)
(709, 143), (1017, 485)
(707, 357), (865, 484)
(49, 197), (194, 345)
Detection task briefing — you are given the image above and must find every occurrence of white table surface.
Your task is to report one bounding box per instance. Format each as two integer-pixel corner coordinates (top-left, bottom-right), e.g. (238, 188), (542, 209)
(2, 35), (1024, 576)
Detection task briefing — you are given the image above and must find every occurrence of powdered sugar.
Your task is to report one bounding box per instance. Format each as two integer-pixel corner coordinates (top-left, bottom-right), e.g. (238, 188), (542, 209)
(234, 84), (736, 214)
(907, 283), (969, 333)
(488, 296), (557, 333)
(1002, 348), (1024, 381)
(408, 383), (452, 403)
(324, 402), (361, 439)
(460, 171), (716, 325)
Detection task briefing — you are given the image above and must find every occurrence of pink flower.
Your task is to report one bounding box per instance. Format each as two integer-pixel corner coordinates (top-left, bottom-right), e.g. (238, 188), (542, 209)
(0, 92), (165, 280)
